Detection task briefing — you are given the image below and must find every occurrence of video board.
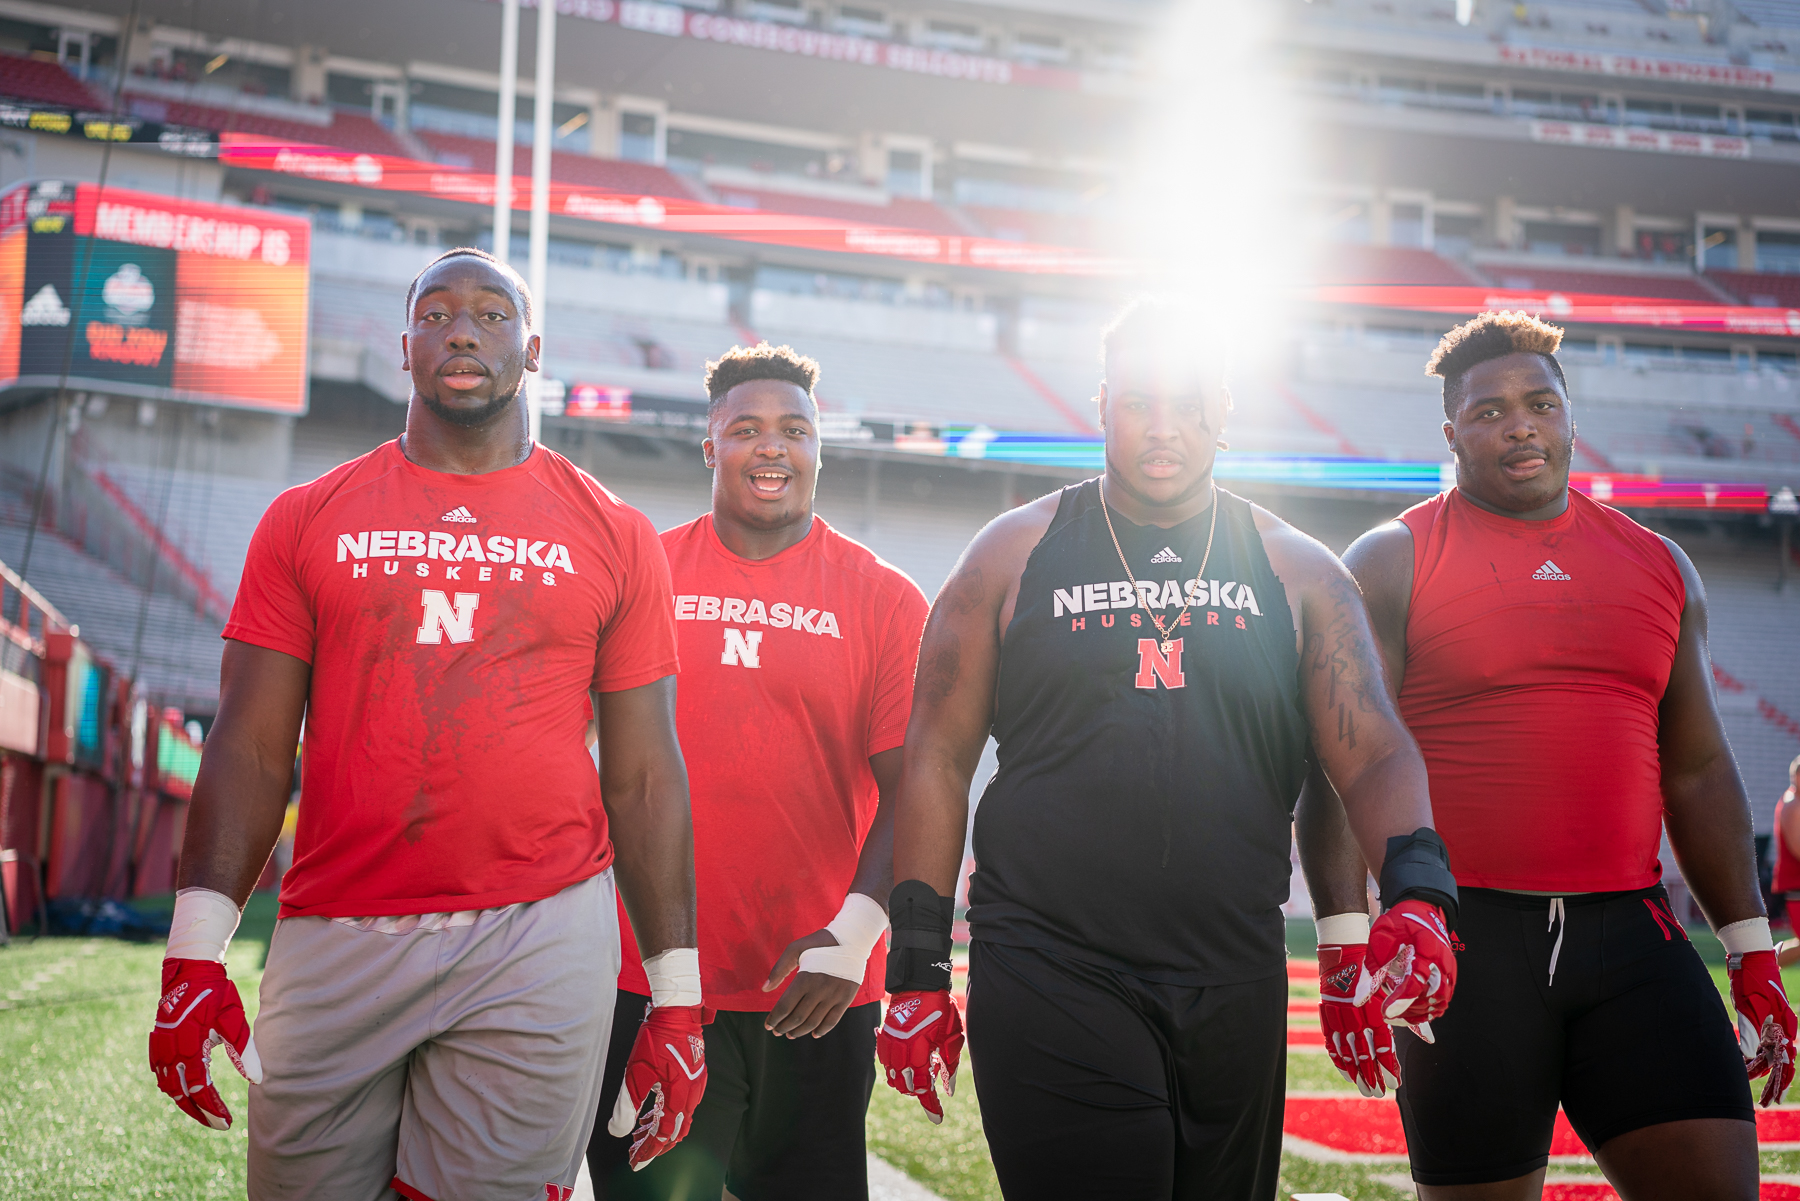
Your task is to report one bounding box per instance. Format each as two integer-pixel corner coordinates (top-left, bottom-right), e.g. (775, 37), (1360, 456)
(0, 180), (311, 414)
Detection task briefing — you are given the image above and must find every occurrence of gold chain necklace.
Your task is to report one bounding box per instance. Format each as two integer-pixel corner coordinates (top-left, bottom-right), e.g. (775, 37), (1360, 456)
(1098, 478), (1218, 654)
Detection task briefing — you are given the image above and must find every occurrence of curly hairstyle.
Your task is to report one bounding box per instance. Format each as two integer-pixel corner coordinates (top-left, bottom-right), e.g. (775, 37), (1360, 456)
(703, 342), (821, 414)
(1426, 310), (1567, 417)
(403, 247), (533, 327)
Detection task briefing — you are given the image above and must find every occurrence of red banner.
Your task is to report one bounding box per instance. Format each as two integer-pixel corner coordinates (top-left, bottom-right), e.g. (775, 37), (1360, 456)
(1315, 284), (1800, 338)
(217, 133), (1121, 275)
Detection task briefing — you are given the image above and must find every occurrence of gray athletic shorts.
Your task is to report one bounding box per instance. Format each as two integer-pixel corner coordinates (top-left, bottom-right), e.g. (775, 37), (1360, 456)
(247, 870), (620, 1201)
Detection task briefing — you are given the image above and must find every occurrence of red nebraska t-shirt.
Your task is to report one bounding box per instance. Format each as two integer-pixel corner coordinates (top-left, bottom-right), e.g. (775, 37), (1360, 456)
(617, 516), (929, 1011)
(224, 440), (678, 919)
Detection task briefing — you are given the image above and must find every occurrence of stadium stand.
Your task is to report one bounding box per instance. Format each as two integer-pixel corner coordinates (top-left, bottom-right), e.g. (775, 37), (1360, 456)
(1733, 0), (1800, 28)
(707, 185), (967, 237)
(411, 131), (705, 202)
(958, 206), (1102, 248)
(0, 486), (223, 710)
(117, 92), (412, 157)
(1315, 245), (1485, 287)
(1474, 265), (1728, 304)
(0, 51), (104, 109)
(1672, 529), (1800, 813)
(1710, 271), (1800, 308)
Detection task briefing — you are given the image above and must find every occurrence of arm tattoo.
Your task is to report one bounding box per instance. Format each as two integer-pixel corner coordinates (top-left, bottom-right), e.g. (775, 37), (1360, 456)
(919, 632), (962, 705)
(1306, 572), (1385, 749)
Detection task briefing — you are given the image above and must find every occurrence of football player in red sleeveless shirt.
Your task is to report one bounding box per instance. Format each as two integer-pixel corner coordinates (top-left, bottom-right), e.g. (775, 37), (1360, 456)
(1305, 311), (1792, 1201)
(147, 250), (706, 1197)
(586, 344), (929, 1200)
(1774, 756), (1800, 917)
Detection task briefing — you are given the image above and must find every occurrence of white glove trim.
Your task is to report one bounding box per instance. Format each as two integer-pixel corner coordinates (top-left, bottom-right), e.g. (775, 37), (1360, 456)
(166, 888), (242, 963)
(1719, 916), (1775, 956)
(642, 948), (703, 1009)
(797, 892), (887, 983)
(1315, 912), (1370, 946)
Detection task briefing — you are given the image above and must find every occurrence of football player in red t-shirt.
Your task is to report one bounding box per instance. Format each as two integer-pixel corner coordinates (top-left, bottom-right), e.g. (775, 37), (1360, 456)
(1305, 311), (1793, 1200)
(586, 344), (929, 1201)
(146, 249), (708, 1199)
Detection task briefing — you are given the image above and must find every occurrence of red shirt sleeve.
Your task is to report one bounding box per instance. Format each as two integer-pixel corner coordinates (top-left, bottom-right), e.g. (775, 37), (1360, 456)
(866, 577), (929, 756)
(592, 507), (679, 692)
(221, 489), (315, 663)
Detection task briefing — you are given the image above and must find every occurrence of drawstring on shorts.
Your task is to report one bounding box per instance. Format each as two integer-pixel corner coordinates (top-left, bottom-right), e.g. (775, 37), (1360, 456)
(1546, 897), (1566, 987)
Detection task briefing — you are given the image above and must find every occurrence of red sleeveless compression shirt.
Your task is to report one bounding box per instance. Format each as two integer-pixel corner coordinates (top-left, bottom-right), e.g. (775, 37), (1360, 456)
(1396, 488), (1685, 892)
(1774, 789), (1800, 894)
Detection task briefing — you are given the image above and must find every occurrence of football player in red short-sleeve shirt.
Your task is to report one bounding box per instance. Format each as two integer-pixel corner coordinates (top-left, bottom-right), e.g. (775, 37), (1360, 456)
(1303, 311), (1791, 1201)
(586, 344), (929, 1201)
(145, 249), (706, 1200)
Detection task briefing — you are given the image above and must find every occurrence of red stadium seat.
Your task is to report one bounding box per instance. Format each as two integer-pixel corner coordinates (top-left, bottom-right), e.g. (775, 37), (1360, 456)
(1478, 265), (1724, 304)
(710, 185), (967, 236)
(1708, 270), (1800, 308)
(1314, 245), (1487, 287)
(120, 92), (412, 157)
(0, 51), (107, 109)
(412, 130), (705, 202)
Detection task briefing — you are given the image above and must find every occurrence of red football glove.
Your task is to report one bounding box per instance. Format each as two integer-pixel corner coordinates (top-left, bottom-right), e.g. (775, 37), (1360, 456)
(1729, 949), (1797, 1107)
(147, 959), (261, 1130)
(1319, 942), (1400, 1097)
(878, 990), (963, 1124)
(606, 1003), (711, 1170)
(1354, 899), (1457, 1035)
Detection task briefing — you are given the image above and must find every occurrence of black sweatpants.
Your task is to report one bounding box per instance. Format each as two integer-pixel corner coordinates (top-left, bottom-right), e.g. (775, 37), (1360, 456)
(966, 941), (1287, 1201)
(586, 990), (879, 1201)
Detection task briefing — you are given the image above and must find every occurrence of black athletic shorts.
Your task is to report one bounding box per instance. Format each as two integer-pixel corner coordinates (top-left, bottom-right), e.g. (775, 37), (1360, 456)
(1396, 885), (1753, 1186)
(585, 990), (878, 1201)
(966, 941), (1286, 1201)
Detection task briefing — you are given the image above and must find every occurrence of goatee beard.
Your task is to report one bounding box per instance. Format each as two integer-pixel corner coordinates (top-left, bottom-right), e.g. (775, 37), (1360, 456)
(419, 385), (519, 429)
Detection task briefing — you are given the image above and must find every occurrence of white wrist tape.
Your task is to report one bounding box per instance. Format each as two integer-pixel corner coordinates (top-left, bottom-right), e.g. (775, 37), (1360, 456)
(165, 887), (243, 963)
(1314, 912), (1370, 947)
(1718, 916), (1775, 956)
(642, 947), (703, 1008)
(798, 892), (888, 983)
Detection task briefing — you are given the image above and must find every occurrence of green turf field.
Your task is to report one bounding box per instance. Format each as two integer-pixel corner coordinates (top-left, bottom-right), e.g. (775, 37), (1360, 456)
(0, 910), (1788, 1201)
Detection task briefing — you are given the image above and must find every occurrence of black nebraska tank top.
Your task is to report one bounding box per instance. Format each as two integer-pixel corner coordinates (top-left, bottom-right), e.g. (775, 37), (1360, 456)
(968, 480), (1308, 986)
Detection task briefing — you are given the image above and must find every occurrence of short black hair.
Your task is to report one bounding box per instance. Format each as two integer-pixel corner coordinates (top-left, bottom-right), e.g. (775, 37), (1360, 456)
(1426, 311), (1567, 418)
(1099, 296), (1227, 384)
(703, 343), (821, 416)
(404, 247), (534, 327)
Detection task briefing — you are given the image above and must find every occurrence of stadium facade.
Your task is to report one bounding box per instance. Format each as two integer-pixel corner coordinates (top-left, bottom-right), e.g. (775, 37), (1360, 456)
(0, 0), (1798, 924)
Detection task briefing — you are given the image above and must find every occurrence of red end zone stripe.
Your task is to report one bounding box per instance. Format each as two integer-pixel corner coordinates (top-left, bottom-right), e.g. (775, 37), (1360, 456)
(1285, 1095), (1800, 1155)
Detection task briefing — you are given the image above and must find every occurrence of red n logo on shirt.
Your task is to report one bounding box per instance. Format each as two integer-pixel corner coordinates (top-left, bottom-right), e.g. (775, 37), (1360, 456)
(416, 590), (480, 645)
(1134, 638), (1185, 690)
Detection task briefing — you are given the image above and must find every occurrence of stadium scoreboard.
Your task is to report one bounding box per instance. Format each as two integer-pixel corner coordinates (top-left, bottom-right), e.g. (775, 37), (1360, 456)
(0, 179), (311, 415)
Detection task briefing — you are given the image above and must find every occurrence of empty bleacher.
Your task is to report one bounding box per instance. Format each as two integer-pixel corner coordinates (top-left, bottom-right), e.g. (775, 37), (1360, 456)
(412, 131), (704, 202)
(1314, 245), (1484, 287)
(1475, 265), (1727, 304)
(1733, 0), (1800, 28)
(0, 51), (103, 109)
(1710, 271), (1800, 308)
(0, 488), (223, 711)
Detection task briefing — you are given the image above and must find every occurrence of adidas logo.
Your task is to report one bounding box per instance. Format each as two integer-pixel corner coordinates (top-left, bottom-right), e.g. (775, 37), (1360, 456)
(21, 284), (70, 327)
(440, 506), (476, 523)
(1149, 546), (1182, 564)
(889, 998), (921, 1024)
(1532, 560), (1571, 581)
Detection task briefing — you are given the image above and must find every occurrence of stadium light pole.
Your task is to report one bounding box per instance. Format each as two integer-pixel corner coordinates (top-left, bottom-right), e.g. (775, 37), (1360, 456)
(492, 0), (519, 265)
(527, 0), (556, 445)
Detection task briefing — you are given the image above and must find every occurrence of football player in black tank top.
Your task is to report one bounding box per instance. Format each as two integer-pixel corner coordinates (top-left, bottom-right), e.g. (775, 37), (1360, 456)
(874, 300), (1463, 1200)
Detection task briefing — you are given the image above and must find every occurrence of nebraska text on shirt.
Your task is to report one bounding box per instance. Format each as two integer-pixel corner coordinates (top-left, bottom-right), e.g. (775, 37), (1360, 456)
(673, 594), (843, 638)
(335, 530), (578, 573)
(1051, 579), (1262, 617)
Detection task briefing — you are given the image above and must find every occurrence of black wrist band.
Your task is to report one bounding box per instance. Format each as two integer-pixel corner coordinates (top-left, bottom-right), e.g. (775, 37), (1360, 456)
(1379, 827), (1460, 925)
(885, 879), (954, 993)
